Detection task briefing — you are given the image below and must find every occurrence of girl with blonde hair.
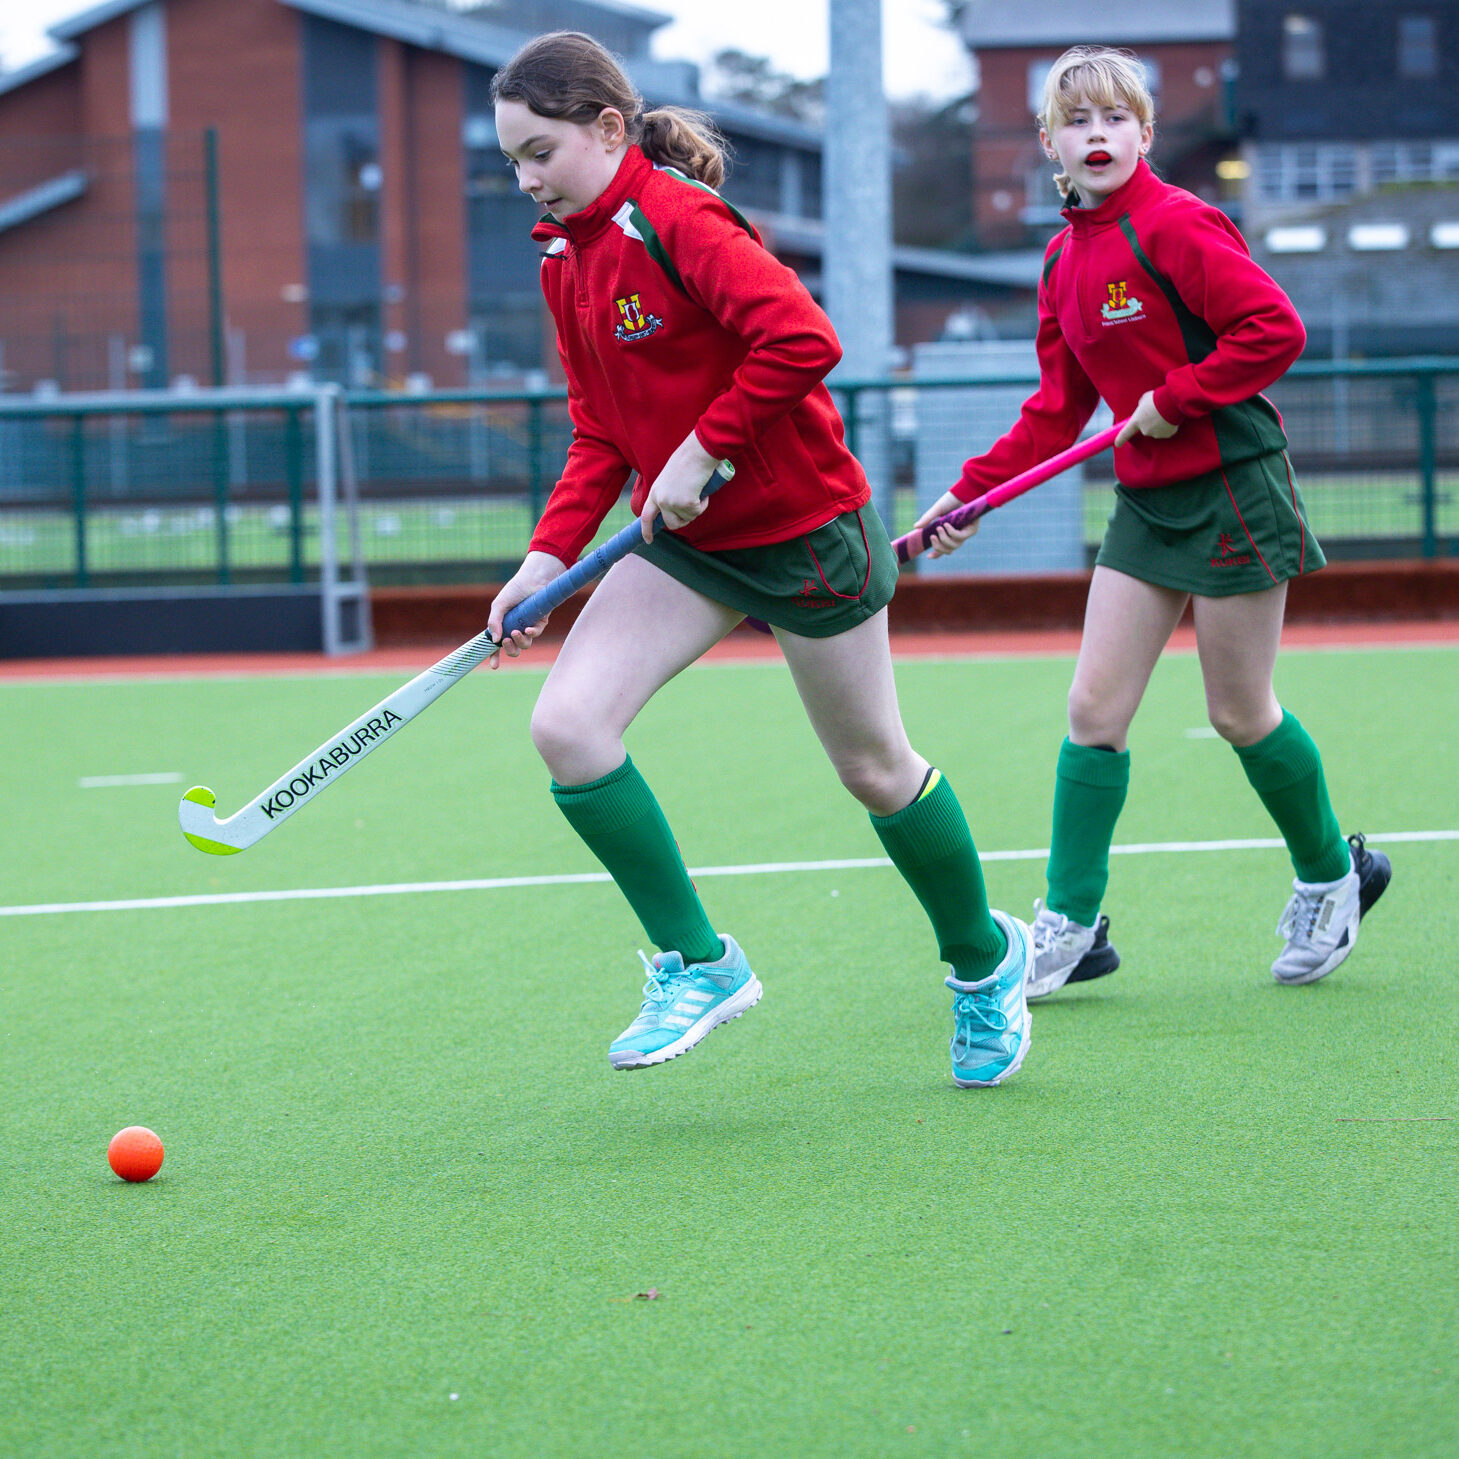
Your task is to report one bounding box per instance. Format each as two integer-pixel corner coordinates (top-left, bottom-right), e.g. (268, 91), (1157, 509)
(918, 45), (1389, 997)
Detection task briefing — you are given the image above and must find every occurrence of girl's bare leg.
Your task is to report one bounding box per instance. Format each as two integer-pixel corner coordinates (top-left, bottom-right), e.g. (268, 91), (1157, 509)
(772, 608), (926, 817)
(1191, 582), (1286, 745)
(530, 553), (741, 784)
(1066, 567), (1189, 747)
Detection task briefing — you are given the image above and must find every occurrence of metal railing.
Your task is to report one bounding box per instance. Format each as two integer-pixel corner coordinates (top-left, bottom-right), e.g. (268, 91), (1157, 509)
(1, 358), (1455, 593)
(0, 384), (369, 650)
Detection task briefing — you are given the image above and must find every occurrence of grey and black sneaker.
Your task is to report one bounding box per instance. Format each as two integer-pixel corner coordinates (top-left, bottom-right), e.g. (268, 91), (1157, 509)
(1351, 832), (1392, 918)
(1027, 899), (1121, 1000)
(1271, 833), (1391, 985)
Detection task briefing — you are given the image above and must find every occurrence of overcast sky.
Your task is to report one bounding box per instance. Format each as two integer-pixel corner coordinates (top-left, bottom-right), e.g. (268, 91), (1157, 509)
(0, 0), (973, 101)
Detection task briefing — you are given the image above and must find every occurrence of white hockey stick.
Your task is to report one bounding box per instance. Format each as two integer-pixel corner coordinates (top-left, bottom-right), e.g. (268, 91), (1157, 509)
(179, 465), (733, 854)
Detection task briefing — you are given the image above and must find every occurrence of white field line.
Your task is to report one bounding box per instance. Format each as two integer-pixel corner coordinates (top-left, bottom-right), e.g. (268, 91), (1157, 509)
(3, 830), (1456, 920)
(78, 772), (185, 788)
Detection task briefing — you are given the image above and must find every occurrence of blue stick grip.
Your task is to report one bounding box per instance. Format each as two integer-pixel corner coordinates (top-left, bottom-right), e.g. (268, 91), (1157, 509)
(500, 465), (732, 639)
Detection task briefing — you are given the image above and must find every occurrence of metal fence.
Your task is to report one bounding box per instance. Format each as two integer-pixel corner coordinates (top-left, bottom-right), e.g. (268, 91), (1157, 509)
(1, 358), (1456, 593)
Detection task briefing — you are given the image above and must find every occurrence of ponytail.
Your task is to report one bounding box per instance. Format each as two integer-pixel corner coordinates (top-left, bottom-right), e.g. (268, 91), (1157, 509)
(493, 32), (730, 189)
(640, 107), (727, 189)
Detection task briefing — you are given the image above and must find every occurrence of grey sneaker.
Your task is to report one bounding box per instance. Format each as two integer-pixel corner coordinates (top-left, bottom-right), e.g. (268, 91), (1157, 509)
(1027, 899), (1121, 1000)
(1272, 833), (1391, 985)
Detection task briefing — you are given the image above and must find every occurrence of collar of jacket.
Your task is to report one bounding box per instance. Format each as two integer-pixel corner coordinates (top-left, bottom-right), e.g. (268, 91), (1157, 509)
(1060, 158), (1160, 233)
(530, 144), (654, 250)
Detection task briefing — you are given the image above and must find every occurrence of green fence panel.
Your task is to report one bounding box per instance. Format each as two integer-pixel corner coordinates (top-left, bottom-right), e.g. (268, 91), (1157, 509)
(2, 363), (1455, 590)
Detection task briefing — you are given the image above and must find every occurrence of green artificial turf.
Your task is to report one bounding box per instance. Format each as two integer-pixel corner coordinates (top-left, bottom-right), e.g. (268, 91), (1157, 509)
(2, 646), (1456, 1457)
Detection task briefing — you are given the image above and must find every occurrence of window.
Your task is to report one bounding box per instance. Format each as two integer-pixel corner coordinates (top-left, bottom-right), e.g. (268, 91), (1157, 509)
(800, 147), (823, 219)
(304, 119), (380, 246)
(463, 67), (545, 374)
(1371, 140), (1459, 184)
(1253, 143), (1359, 201)
(1282, 15), (1325, 80)
(719, 137), (782, 214)
(1139, 57), (1162, 103)
(1256, 139), (1459, 200)
(1027, 59), (1056, 118)
(463, 114), (518, 201)
(301, 10), (381, 355)
(1398, 16), (1438, 78)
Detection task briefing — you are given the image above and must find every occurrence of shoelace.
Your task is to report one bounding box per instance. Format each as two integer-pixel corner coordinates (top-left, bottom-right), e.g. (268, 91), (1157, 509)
(1031, 900), (1069, 953)
(952, 989), (1008, 1040)
(636, 949), (681, 1011)
(1279, 837), (1367, 943)
(1276, 888), (1330, 943)
(1032, 916), (1068, 953)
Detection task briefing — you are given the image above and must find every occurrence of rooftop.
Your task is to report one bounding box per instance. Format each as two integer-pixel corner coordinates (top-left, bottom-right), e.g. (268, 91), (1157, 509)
(953, 0), (1234, 49)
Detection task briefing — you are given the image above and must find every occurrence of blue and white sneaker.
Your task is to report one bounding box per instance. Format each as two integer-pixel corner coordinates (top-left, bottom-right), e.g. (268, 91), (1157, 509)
(945, 911), (1033, 1087)
(608, 934), (762, 1070)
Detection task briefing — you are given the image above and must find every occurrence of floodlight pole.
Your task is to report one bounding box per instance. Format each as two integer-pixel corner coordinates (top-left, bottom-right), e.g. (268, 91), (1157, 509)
(824, 0), (894, 519)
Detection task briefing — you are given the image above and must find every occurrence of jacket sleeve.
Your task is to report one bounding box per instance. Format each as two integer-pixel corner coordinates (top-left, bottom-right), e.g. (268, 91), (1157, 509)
(952, 265), (1101, 501)
(527, 328), (634, 567)
(654, 197), (843, 460)
(1145, 202), (1307, 426)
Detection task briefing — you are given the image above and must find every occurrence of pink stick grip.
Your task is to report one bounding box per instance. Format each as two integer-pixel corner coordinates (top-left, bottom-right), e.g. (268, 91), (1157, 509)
(893, 421), (1126, 565)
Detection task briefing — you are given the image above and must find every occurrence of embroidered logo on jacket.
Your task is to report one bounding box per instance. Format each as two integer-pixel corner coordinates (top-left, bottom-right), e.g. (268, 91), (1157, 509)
(614, 292), (664, 343)
(1100, 280), (1145, 324)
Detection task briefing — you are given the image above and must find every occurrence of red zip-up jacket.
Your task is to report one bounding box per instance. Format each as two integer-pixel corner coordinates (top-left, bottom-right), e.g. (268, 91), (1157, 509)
(527, 145), (869, 563)
(954, 161), (1306, 502)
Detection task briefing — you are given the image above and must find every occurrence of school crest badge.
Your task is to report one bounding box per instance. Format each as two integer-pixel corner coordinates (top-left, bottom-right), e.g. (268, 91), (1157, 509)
(613, 292), (664, 343)
(1100, 280), (1145, 324)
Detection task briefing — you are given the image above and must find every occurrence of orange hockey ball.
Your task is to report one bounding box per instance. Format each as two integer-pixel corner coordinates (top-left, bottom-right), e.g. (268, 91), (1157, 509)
(108, 1126), (164, 1182)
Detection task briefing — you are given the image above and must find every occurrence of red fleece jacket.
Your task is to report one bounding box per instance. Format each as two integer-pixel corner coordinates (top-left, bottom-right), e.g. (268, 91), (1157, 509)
(528, 145), (869, 563)
(955, 161), (1306, 501)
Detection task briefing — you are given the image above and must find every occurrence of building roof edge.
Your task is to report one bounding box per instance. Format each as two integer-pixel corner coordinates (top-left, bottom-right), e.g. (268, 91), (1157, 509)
(0, 45), (80, 97)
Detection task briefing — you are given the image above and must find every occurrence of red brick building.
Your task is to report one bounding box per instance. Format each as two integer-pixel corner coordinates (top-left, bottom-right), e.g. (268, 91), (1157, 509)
(0, 0), (327, 390)
(0, 0), (1021, 392)
(0, 0), (838, 391)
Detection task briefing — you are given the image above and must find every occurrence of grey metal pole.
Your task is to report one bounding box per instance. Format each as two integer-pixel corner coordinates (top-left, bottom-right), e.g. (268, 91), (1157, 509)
(825, 0), (894, 519)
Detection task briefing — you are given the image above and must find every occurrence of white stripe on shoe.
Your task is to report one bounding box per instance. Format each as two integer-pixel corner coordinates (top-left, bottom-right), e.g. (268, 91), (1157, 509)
(609, 976), (764, 1070)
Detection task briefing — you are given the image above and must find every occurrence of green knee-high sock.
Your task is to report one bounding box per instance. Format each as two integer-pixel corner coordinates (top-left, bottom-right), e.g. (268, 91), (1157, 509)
(870, 770), (1007, 981)
(550, 756), (723, 964)
(1233, 710), (1349, 883)
(1046, 738), (1130, 926)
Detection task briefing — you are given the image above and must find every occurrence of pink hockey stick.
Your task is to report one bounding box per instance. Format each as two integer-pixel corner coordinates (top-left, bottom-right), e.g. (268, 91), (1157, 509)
(892, 421), (1126, 565)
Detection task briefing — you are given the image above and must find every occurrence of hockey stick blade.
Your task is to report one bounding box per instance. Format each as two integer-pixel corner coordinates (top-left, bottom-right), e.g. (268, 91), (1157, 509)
(180, 463), (734, 854)
(179, 635), (491, 852)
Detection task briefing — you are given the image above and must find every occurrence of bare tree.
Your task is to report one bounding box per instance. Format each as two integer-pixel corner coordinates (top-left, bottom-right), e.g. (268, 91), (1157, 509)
(702, 49), (826, 125)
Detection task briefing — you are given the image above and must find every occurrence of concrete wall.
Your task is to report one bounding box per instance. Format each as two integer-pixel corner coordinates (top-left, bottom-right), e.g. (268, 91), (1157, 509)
(912, 340), (1095, 575)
